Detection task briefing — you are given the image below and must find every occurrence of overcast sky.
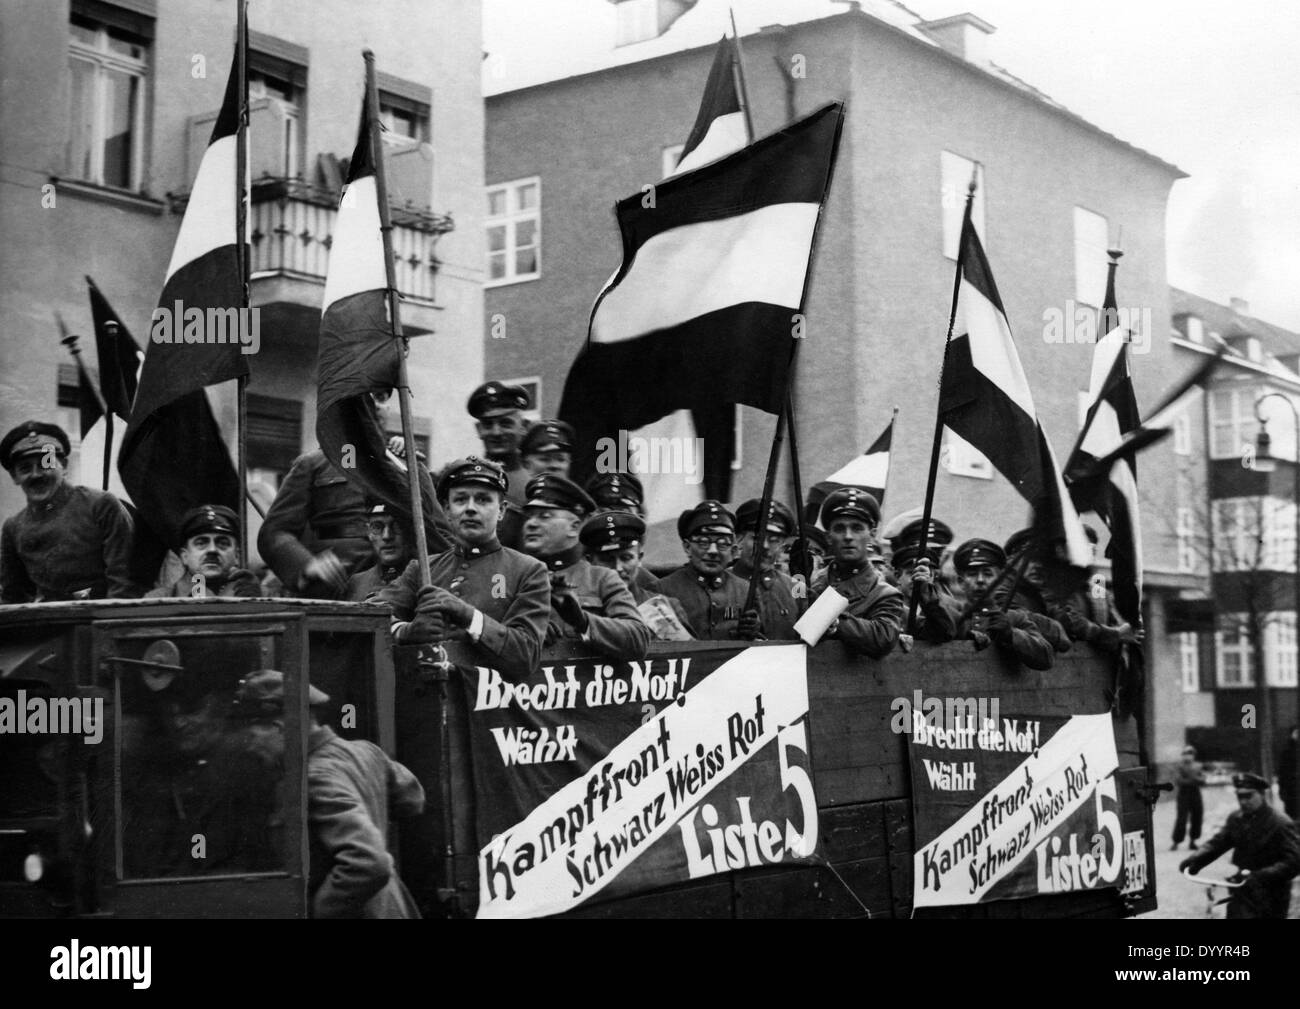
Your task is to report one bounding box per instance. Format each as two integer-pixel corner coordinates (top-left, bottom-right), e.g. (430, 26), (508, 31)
(484, 0), (1300, 330)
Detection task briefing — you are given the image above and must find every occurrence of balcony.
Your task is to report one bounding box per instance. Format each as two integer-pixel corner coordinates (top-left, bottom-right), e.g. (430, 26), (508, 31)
(249, 176), (454, 306)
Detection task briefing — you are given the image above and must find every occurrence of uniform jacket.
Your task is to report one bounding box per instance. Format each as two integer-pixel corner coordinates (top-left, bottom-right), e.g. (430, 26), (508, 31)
(956, 606), (1055, 671)
(344, 562), (407, 602)
(657, 565), (751, 641)
(259, 450), (452, 597)
(536, 546), (651, 660)
(145, 568), (262, 598)
(377, 538), (550, 680)
(734, 560), (804, 641)
(1007, 585), (1073, 653)
(811, 561), (904, 659)
(1, 483), (135, 602)
(905, 580), (962, 644)
(1184, 803), (1300, 918)
(307, 725), (426, 919)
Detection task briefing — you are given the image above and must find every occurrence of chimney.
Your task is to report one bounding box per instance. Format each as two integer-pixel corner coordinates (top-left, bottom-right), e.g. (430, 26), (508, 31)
(918, 13), (997, 67)
(1230, 296), (1250, 316)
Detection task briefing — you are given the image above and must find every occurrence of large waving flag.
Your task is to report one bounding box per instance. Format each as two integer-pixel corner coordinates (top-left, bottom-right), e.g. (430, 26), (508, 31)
(315, 93), (449, 548)
(939, 216), (1090, 567)
(805, 415), (893, 525)
(560, 102), (845, 485)
(117, 41), (245, 546)
(1065, 254), (1142, 623)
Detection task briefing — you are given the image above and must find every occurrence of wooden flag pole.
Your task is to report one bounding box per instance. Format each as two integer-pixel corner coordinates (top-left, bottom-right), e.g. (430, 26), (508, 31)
(235, 0), (250, 561)
(907, 170), (978, 633)
(729, 8), (756, 140)
(58, 325), (111, 490)
(785, 389), (811, 582)
(365, 49), (431, 588)
(102, 321), (121, 492)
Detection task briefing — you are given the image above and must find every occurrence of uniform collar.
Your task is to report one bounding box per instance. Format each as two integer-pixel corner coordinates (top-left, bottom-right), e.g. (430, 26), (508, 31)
(690, 568), (728, 591)
(455, 536), (501, 558)
(380, 561), (407, 582)
(487, 449), (522, 471)
(537, 544), (584, 571)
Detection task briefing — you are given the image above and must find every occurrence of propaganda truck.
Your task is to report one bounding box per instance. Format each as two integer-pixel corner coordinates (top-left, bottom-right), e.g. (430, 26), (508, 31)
(0, 596), (1158, 919)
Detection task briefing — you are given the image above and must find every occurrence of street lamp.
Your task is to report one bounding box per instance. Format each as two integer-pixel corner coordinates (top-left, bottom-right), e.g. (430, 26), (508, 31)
(1252, 393), (1298, 789)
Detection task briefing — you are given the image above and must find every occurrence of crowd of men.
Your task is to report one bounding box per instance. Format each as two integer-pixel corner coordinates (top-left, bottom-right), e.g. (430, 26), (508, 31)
(0, 381), (1148, 667)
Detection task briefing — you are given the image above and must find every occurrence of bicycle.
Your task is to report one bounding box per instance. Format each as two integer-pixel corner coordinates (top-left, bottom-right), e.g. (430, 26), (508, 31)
(1181, 868), (1245, 919)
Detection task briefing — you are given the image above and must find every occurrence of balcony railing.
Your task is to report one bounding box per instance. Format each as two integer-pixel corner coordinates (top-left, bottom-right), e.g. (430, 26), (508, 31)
(249, 178), (454, 305)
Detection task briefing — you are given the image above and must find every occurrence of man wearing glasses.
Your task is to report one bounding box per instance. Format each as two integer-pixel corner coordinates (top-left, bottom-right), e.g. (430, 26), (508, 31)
(345, 501), (414, 602)
(732, 498), (803, 641)
(1180, 771), (1300, 918)
(657, 501), (761, 641)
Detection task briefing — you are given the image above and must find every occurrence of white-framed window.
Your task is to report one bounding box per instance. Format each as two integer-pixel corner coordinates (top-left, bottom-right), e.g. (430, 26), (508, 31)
(1073, 207), (1109, 307)
(943, 429), (993, 479)
(1179, 632), (1200, 693)
(661, 143), (684, 178)
(1216, 619), (1255, 687)
(379, 92), (430, 144)
(616, 0), (660, 46)
(1265, 613), (1299, 687)
(1208, 386), (1261, 460)
(1177, 506), (1196, 573)
(1212, 496), (1295, 572)
(486, 177), (541, 286)
(1185, 316), (1204, 343)
(1173, 412), (1192, 455)
(68, 10), (150, 190)
(941, 151), (985, 260)
(501, 376), (541, 424)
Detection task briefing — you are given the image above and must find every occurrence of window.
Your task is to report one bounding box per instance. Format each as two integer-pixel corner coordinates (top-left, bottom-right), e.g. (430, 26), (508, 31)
(1185, 316), (1204, 344)
(1266, 613), (1298, 687)
(1211, 496), (1295, 572)
(1216, 620), (1254, 687)
(1173, 412), (1192, 455)
(501, 376), (542, 424)
(1073, 207), (1109, 307)
(944, 429), (992, 479)
(1263, 499), (1297, 571)
(662, 143), (684, 178)
(616, 0), (660, 46)
(249, 65), (302, 179)
(379, 92), (430, 144)
(68, 6), (151, 190)
(1179, 632), (1200, 693)
(486, 177), (541, 286)
(1177, 506), (1196, 573)
(1208, 387), (1261, 460)
(941, 152), (985, 260)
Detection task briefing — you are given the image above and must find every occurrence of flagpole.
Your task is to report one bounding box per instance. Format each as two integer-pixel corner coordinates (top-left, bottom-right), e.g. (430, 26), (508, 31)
(58, 327), (111, 489)
(235, 0), (250, 561)
(102, 321), (121, 492)
(785, 390), (809, 580)
(729, 8), (756, 140)
(365, 49), (431, 587)
(907, 171), (978, 633)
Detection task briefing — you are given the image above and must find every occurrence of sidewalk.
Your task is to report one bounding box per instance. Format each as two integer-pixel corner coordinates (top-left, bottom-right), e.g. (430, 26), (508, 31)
(1135, 783), (1299, 919)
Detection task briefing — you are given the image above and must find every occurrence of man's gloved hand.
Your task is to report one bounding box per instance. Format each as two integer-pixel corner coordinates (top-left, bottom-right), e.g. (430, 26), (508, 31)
(401, 611), (444, 643)
(983, 608), (1013, 645)
(302, 550), (348, 593)
(969, 630), (991, 651)
(1179, 857), (1198, 875)
(1116, 622), (1145, 646)
(552, 588), (589, 632)
(735, 609), (763, 640)
(417, 584), (476, 628)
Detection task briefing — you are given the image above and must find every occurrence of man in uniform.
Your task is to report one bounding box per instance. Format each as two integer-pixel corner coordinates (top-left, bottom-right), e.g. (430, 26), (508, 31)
(788, 524), (829, 587)
(733, 498), (803, 640)
(658, 501), (760, 641)
(519, 473), (650, 660)
(377, 457), (549, 681)
(1181, 772), (1300, 918)
(581, 510), (694, 639)
(586, 471), (645, 516)
(810, 488), (904, 659)
(519, 420), (575, 480)
(950, 539), (1055, 670)
(0, 420), (135, 602)
(890, 517), (958, 643)
(467, 381), (531, 507)
(345, 501), (414, 602)
(147, 504), (261, 598)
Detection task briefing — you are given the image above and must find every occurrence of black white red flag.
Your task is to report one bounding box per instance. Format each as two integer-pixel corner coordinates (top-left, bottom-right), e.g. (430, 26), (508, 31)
(560, 102), (845, 484)
(117, 42), (244, 545)
(667, 35), (747, 178)
(938, 215), (1090, 566)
